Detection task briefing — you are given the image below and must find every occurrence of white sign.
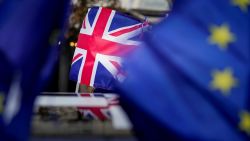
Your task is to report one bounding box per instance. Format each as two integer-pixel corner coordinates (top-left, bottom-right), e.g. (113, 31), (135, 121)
(120, 0), (170, 11)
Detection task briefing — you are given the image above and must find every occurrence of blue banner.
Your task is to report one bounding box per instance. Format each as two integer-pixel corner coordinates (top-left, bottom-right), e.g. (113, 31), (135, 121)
(0, 0), (70, 140)
(118, 0), (250, 140)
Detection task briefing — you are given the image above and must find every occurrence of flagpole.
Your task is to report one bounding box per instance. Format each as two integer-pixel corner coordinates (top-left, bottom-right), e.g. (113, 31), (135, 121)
(75, 82), (80, 93)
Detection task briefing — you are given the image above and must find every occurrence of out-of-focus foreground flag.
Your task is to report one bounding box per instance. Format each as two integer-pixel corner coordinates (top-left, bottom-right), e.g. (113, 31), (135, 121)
(0, 0), (69, 141)
(70, 7), (148, 90)
(117, 0), (250, 140)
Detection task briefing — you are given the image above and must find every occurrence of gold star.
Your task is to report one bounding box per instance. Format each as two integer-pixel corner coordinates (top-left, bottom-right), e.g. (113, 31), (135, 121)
(208, 24), (235, 50)
(239, 111), (250, 135)
(210, 68), (237, 95)
(232, 0), (250, 12)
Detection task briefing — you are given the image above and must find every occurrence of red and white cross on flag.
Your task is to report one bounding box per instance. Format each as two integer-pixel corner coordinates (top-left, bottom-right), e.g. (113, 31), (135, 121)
(77, 93), (119, 121)
(70, 7), (148, 90)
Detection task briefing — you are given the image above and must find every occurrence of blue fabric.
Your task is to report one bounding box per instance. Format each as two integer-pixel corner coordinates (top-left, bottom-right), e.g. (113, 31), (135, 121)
(94, 62), (117, 90)
(0, 0), (70, 141)
(117, 0), (250, 140)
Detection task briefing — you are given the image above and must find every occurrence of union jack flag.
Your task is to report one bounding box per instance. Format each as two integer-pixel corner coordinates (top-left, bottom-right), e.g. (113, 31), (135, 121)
(78, 93), (119, 120)
(70, 7), (148, 90)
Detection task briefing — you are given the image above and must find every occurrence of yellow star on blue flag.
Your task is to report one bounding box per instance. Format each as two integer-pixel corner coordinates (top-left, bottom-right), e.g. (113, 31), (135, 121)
(208, 24), (235, 50)
(232, 0), (250, 12)
(239, 111), (250, 135)
(210, 68), (237, 95)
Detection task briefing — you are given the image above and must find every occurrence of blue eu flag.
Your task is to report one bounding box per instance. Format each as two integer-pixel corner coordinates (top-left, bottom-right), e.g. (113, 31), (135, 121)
(118, 0), (250, 140)
(0, 0), (69, 141)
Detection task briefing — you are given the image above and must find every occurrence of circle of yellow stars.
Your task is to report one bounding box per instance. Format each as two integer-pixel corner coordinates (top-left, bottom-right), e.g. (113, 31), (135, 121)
(207, 0), (249, 136)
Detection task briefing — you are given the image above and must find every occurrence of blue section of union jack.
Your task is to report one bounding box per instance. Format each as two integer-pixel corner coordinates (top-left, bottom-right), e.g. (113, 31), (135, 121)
(70, 7), (147, 90)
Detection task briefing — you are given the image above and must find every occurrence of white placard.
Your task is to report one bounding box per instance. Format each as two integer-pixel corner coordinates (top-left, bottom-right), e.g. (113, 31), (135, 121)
(120, 0), (170, 11)
(35, 96), (108, 107)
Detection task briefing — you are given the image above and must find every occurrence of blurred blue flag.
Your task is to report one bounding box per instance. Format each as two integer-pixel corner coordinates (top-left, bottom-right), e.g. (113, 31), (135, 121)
(0, 0), (69, 141)
(118, 0), (250, 140)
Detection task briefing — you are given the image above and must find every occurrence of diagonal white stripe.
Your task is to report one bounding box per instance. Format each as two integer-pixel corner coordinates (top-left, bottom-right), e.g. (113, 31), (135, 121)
(73, 47), (87, 84)
(102, 10), (145, 46)
(80, 7), (102, 35)
(98, 54), (122, 77)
